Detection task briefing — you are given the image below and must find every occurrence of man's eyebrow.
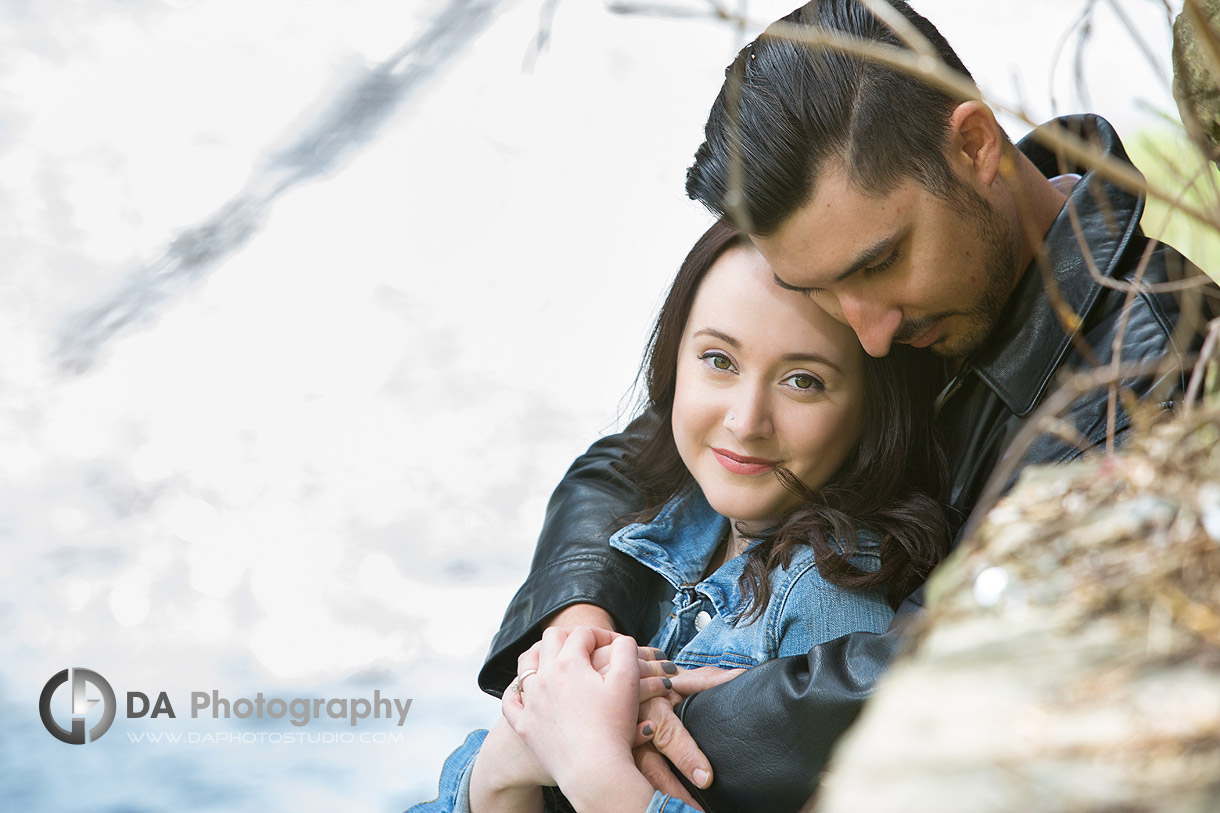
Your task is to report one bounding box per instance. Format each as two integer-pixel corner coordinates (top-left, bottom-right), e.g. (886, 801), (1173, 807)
(832, 231), (903, 283)
(769, 230), (903, 293)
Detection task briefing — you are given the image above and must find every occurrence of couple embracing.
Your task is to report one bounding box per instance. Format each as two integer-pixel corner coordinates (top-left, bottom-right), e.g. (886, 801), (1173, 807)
(413, 1), (1215, 812)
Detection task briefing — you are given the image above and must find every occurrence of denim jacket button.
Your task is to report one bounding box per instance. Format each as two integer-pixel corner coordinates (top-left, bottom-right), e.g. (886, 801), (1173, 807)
(694, 610), (712, 631)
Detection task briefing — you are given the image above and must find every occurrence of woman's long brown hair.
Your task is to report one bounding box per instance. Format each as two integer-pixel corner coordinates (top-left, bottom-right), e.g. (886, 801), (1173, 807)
(618, 218), (954, 615)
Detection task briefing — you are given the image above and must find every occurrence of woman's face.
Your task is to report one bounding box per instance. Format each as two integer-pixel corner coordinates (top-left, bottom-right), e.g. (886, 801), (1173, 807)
(672, 243), (867, 527)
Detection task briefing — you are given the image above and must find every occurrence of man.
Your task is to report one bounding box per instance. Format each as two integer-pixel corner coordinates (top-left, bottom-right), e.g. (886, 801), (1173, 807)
(478, 2), (1216, 811)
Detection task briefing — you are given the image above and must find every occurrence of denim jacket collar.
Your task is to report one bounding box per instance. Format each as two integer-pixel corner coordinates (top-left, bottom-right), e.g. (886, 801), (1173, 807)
(609, 483), (753, 621)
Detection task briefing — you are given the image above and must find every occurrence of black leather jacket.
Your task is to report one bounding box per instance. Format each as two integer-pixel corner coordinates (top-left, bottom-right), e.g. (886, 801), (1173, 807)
(477, 116), (1217, 812)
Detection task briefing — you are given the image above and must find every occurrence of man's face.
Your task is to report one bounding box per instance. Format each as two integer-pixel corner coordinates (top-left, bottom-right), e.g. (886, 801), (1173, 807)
(751, 159), (1019, 359)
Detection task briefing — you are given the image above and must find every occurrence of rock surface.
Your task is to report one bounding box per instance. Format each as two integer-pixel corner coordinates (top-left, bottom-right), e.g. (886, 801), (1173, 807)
(1174, 0), (1220, 159)
(812, 409), (1220, 812)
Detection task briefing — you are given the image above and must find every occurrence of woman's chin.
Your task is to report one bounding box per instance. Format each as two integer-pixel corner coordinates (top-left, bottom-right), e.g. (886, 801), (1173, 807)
(706, 500), (784, 532)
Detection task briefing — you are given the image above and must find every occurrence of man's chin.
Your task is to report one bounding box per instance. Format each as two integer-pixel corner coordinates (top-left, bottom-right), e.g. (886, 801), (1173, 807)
(929, 322), (991, 359)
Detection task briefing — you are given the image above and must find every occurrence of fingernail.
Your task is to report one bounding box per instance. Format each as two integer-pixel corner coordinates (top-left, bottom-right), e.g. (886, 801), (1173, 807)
(694, 768), (710, 788)
(642, 723), (654, 736)
(662, 661), (678, 675)
(662, 677), (672, 690)
(652, 648), (667, 659)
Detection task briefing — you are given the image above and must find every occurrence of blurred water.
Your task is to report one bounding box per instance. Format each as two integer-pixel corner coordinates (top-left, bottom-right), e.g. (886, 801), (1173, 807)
(0, 1), (1180, 811)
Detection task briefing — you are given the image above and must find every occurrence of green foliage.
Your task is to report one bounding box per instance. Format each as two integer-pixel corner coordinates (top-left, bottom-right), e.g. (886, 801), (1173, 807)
(1128, 126), (1220, 281)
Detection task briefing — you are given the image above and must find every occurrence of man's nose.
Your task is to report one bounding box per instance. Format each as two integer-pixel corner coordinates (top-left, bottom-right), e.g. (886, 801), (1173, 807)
(724, 382), (773, 441)
(840, 295), (902, 358)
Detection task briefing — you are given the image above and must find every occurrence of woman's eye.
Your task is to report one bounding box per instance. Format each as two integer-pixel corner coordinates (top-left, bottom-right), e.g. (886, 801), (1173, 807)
(699, 352), (734, 371)
(785, 373), (825, 392)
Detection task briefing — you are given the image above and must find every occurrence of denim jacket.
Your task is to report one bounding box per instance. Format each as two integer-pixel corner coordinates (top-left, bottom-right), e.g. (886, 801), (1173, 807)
(409, 728), (695, 813)
(610, 482), (894, 669)
(411, 486), (893, 813)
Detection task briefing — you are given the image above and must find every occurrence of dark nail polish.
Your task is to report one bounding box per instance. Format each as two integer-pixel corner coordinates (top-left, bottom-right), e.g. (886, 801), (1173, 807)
(642, 723), (654, 736)
(662, 677), (672, 690)
(652, 648), (667, 660)
(662, 661), (678, 675)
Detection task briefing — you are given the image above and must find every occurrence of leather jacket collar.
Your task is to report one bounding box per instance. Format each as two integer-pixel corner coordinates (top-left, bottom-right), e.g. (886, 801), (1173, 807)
(961, 115), (1146, 418)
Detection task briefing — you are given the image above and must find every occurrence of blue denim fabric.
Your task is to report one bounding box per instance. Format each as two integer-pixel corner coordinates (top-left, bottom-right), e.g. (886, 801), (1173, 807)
(407, 728), (487, 813)
(643, 792), (701, 812)
(410, 485), (891, 813)
(609, 482), (893, 669)
(408, 728), (687, 813)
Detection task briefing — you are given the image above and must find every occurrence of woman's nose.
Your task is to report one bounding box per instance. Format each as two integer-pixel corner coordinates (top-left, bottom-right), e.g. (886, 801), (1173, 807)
(723, 383), (773, 441)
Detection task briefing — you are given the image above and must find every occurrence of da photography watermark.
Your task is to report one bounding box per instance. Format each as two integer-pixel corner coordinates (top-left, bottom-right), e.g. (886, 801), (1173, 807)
(39, 668), (413, 745)
(185, 689), (412, 727)
(40, 668), (117, 744)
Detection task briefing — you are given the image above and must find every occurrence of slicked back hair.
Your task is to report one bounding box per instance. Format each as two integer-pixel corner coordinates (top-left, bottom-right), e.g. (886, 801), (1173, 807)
(686, 0), (980, 236)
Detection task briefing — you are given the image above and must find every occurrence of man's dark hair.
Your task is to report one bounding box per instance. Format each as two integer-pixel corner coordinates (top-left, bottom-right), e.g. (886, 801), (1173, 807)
(686, 0), (980, 236)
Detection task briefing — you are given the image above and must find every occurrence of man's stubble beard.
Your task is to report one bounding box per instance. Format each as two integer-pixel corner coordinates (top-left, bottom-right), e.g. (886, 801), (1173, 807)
(940, 198), (1018, 358)
(896, 187), (1019, 360)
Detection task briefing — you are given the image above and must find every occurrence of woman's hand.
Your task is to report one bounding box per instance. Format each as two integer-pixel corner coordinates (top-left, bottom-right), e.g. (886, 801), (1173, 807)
(502, 627), (655, 813)
(468, 717), (550, 813)
(517, 628), (678, 706)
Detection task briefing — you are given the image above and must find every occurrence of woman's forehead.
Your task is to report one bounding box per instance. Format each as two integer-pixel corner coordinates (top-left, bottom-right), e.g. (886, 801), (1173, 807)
(689, 245), (863, 362)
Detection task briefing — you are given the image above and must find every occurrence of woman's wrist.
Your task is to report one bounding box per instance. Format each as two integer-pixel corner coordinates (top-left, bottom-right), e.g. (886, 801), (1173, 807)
(468, 778), (542, 813)
(468, 723), (547, 813)
(559, 755), (655, 813)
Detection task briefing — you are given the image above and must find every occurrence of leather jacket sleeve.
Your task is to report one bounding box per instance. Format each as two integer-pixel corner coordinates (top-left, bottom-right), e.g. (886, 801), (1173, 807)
(478, 413), (669, 695)
(672, 592), (926, 813)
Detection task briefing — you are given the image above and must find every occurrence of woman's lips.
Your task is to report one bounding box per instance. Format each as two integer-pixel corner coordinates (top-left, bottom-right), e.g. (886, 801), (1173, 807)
(712, 448), (778, 475)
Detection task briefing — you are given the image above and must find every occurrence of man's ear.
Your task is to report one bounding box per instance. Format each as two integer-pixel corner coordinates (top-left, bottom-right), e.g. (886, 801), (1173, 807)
(947, 101), (1004, 186)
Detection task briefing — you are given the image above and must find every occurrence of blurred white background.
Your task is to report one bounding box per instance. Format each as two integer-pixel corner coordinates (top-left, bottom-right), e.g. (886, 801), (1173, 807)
(0, 0), (1194, 810)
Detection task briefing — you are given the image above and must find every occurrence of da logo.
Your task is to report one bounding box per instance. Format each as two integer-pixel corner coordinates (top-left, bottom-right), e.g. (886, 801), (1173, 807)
(39, 668), (117, 744)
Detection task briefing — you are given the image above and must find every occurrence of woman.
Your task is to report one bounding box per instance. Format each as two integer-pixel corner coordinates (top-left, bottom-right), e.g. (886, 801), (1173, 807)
(411, 219), (951, 812)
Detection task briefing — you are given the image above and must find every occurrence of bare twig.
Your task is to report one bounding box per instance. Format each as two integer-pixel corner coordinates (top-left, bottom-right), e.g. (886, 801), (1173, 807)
(606, 2), (730, 21)
(1103, 0), (1171, 88)
(855, 0), (935, 59)
(1106, 237), (1156, 453)
(753, 21), (1220, 235)
(1183, 316), (1220, 410)
(1048, 2), (1097, 117)
(1072, 1), (1097, 112)
(725, 50), (755, 234)
(523, 0), (563, 72)
(611, 2), (1220, 235)
(964, 354), (1196, 541)
(56, 0), (512, 373)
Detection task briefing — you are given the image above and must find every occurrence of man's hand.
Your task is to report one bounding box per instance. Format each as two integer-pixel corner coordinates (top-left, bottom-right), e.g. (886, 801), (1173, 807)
(634, 742), (705, 811)
(634, 666), (746, 792)
(667, 665), (746, 697)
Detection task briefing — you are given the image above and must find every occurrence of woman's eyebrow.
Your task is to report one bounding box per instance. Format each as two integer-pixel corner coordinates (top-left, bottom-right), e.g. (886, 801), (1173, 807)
(778, 352), (842, 373)
(692, 327), (740, 347)
(694, 328), (843, 373)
